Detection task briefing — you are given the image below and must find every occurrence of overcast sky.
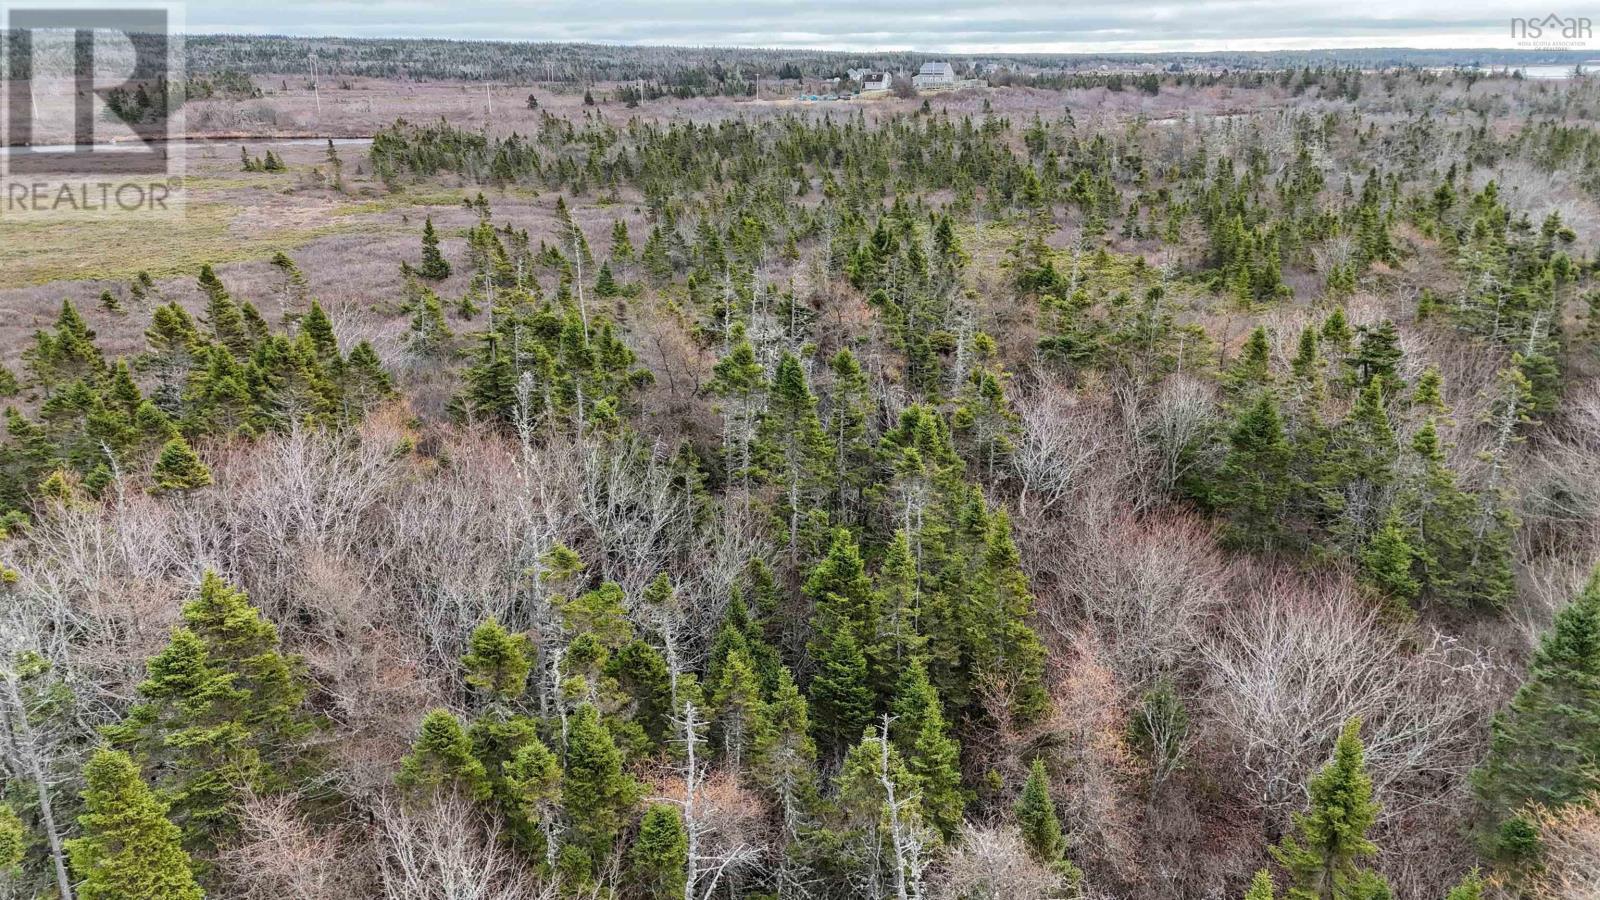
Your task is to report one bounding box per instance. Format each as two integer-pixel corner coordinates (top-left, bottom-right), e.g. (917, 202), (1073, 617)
(182, 0), (1583, 53)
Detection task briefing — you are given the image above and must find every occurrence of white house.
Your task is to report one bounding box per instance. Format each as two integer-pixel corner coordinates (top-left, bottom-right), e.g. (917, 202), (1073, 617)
(861, 72), (892, 93)
(912, 61), (956, 88)
(847, 67), (873, 81)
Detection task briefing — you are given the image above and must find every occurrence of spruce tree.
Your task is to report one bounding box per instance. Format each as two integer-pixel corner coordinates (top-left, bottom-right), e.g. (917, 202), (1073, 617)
(1444, 871), (1484, 900)
(562, 702), (640, 871)
(708, 331), (765, 494)
(629, 804), (688, 900)
(1245, 869), (1276, 900)
(503, 737), (562, 864)
(967, 510), (1051, 723)
(710, 645), (765, 770)
(826, 348), (876, 520)
(419, 217), (452, 280)
(397, 708), (491, 801)
(150, 437), (212, 493)
(66, 748), (203, 900)
(755, 353), (833, 564)
(808, 627), (874, 763)
(752, 668), (819, 832)
(462, 618), (532, 704)
(890, 659), (964, 839)
(1226, 326), (1273, 398)
(1272, 718), (1387, 900)
(0, 802), (22, 874)
(1016, 758), (1066, 865)
(197, 265), (252, 357)
(107, 570), (314, 849)
(1358, 511), (1419, 605)
(1472, 573), (1600, 858)
(1217, 393), (1293, 550)
(299, 301), (339, 362)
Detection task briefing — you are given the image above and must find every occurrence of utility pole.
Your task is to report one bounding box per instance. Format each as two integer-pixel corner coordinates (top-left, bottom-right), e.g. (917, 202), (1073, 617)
(309, 52), (321, 119)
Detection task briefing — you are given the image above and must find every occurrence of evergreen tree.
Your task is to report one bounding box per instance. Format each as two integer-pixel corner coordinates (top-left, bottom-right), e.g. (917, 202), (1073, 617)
(710, 645), (765, 770)
(1226, 326), (1273, 398)
(708, 331), (765, 495)
(398, 708), (491, 800)
(197, 265), (253, 357)
(1217, 393), (1294, 550)
(1016, 758), (1066, 865)
(629, 804), (688, 900)
(825, 348), (876, 521)
(462, 618), (532, 704)
(808, 627), (874, 763)
(755, 353), (833, 564)
(951, 336), (1020, 480)
(890, 659), (964, 839)
(1358, 511), (1419, 604)
(150, 437), (212, 493)
(1396, 419), (1514, 609)
(419, 217), (452, 280)
(1472, 573), (1600, 858)
(0, 802), (22, 874)
(1444, 871), (1484, 900)
(66, 748), (203, 900)
(107, 571), (314, 848)
(1245, 869), (1276, 900)
(561, 702), (639, 871)
(298, 301), (338, 362)
(407, 288), (453, 357)
(1349, 320), (1402, 391)
(1272, 718), (1387, 900)
(752, 668), (818, 833)
(503, 737), (562, 864)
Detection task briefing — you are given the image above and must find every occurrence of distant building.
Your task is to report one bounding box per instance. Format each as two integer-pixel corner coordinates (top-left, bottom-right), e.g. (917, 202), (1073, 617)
(861, 73), (892, 93)
(847, 67), (873, 81)
(912, 61), (956, 88)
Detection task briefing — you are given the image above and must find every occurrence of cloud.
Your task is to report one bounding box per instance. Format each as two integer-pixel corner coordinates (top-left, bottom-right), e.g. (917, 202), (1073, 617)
(184, 0), (1556, 52)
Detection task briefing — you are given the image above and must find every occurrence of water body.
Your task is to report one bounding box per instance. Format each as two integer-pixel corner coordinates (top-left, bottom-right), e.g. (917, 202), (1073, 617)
(1513, 63), (1598, 79)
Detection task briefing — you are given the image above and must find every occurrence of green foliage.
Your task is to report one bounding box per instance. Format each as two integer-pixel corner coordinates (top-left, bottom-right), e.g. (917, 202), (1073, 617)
(106, 571), (315, 849)
(66, 748), (203, 900)
(502, 736), (562, 861)
(150, 437), (213, 493)
(1358, 511), (1420, 604)
(808, 626), (874, 763)
(1016, 759), (1067, 865)
(1444, 870), (1484, 900)
(419, 217), (452, 280)
(1245, 869), (1276, 900)
(890, 659), (964, 838)
(562, 702), (640, 869)
(629, 804), (688, 900)
(1472, 573), (1600, 857)
(1272, 718), (1386, 900)
(752, 667), (819, 830)
(463, 618), (532, 703)
(398, 708), (492, 800)
(0, 802), (23, 874)
(1216, 393), (1293, 550)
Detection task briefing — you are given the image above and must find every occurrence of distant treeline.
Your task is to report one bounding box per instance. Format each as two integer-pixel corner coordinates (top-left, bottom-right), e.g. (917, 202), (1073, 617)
(179, 34), (1600, 82)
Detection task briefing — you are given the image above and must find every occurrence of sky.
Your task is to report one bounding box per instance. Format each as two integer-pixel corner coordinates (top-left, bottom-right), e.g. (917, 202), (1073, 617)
(180, 0), (1591, 53)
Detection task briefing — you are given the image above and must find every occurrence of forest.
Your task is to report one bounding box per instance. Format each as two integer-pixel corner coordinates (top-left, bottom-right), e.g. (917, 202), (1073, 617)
(177, 34), (1600, 82)
(1, 61), (1599, 900)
